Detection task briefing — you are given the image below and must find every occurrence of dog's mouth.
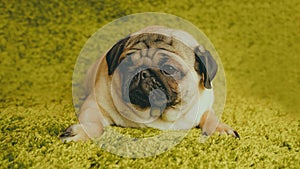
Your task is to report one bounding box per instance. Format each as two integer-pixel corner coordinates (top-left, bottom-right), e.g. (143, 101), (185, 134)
(122, 68), (179, 116)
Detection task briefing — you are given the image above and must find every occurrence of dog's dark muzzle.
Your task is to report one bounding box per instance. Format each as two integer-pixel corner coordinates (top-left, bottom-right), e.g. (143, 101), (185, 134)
(122, 68), (176, 109)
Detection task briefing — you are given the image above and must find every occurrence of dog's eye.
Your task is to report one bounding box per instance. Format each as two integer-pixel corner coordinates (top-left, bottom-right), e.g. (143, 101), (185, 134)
(162, 65), (177, 75)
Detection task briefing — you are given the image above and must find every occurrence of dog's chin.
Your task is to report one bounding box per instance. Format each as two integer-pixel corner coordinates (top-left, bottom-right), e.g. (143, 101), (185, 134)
(126, 105), (182, 123)
(121, 104), (162, 123)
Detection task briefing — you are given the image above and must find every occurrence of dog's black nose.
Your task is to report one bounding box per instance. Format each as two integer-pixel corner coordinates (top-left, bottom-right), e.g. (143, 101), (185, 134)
(140, 69), (151, 79)
(138, 69), (161, 90)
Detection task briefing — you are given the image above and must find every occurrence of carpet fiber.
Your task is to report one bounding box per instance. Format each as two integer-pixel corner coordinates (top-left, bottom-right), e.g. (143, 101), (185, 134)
(1, 0), (299, 168)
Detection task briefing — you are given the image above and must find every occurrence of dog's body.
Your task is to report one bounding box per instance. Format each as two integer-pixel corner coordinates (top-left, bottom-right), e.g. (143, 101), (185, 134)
(60, 26), (239, 142)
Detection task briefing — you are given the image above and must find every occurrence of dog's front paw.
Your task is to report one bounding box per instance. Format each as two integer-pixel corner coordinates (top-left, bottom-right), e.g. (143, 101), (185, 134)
(200, 110), (240, 139)
(60, 124), (90, 142)
(215, 123), (240, 139)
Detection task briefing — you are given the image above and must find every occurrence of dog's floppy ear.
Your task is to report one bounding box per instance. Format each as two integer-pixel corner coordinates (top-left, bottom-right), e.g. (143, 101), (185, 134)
(194, 46), (218, 89)
(106, 36), (130, 75)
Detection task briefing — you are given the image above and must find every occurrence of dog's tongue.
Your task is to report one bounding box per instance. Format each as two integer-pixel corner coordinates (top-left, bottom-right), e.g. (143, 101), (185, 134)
(149, 89), (167, 118)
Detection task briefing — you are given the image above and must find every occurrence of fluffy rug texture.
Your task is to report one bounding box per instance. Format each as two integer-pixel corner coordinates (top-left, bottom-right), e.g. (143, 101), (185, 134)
(1, 0), (299, 168)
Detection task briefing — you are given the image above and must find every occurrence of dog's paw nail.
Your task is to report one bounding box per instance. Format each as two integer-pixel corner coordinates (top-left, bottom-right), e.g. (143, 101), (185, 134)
(59, 127), (76, 140)
(59, 131), (72, 138)
(224, 128), (240, 139)
(233, 130), (240, 139)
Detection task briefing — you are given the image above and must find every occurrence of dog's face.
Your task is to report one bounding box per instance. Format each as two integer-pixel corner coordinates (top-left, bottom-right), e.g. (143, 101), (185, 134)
(106, 32), (217, 124)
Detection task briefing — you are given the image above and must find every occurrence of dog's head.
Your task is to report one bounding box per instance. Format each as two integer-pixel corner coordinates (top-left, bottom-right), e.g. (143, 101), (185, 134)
(106, 26), (217, 123)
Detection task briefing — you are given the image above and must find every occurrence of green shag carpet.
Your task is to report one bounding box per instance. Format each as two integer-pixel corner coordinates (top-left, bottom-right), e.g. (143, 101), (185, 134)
(1, 0), (299, 168)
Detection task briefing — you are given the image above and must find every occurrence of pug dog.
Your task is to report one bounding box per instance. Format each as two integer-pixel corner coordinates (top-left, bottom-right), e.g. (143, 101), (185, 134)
(60, 26), (239, 142)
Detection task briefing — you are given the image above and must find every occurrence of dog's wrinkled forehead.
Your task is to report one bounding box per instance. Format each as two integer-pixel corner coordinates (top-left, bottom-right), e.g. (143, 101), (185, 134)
(121, 33), (196, 69)
(131, 26), (201, 50)
(126, 33), (175, 52)
(122, 26), (207, 61)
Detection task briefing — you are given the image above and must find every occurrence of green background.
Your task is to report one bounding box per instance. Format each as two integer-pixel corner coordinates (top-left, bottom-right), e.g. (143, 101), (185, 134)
(1, 0), (299, 168)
